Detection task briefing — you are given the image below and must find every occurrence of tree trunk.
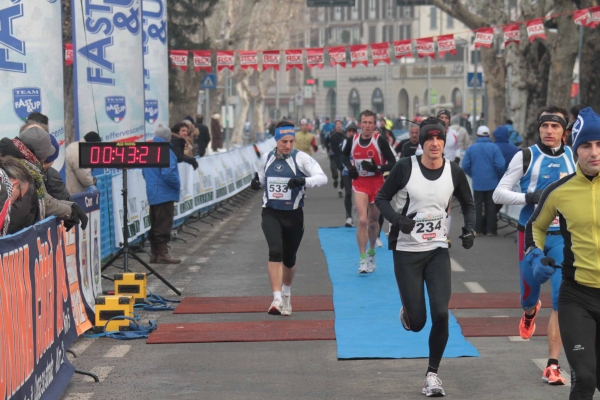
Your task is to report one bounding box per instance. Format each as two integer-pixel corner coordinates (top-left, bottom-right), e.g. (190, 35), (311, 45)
(231, 79), (250, 145)
(523, 40), (552, 144)
(546, 1), (579, 112)
(480, 47), (506, 128)
(505, 45), (528, 136)
(579, 27), (600, 111)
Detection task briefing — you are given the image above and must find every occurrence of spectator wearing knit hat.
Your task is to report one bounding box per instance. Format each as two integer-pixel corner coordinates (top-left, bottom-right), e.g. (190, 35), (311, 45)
(66, 131), (100, 194)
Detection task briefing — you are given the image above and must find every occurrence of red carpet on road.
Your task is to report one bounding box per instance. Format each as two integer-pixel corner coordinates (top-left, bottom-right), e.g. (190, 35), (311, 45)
(147, 320), (336, 344)
(449, 292), (552, 309)
(174, 295), (334, 314)
(457, 317), (549, 337)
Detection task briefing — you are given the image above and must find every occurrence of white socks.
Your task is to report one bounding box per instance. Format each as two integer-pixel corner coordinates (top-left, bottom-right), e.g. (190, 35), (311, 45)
(282, 284), (291, 296)
(273, 291), (282, 301)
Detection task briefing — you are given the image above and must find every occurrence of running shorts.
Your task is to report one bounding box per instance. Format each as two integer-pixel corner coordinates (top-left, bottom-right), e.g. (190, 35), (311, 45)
(352, 176), (384, 204)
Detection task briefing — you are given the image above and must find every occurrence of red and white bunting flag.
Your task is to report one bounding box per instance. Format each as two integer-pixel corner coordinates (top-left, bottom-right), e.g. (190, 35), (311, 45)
(239, 51), (258, 71)
(589, 6), (600, 28)
(350, 45), (368, 68)
(526, 19), (546, 42)
(216, 51), (235, 72)
(262, 50), (281, 71)
(306, 48), (324, 69)
(192, 50), (211, 72)
(503, 24), (520, 46)
(436, 34), (456, 58)
(474, 28), (494, 49)
(416, 37), (435, 59)
(371, 43), (390, 66)
(393, 40), (412, 59)
(169, 50), (188, 71)
(285, 49), (303, 71)
(65, 43), (73, 66)
(328, 46), (347, 68)
(573, 9), (591, 27)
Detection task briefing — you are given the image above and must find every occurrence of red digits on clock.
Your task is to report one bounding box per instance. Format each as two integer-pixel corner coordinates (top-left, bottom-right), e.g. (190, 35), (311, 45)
(127, 146), (136, 163)
(91, 146), (100, 164)
(114, 146), (125, 163)
(139, 146), (149, 163)
(102, 146), (112, 163)
(156, 147), (161, 163)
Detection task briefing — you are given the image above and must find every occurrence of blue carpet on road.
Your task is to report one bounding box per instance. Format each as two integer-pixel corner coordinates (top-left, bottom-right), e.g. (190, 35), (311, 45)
(319, 227), (479, 359)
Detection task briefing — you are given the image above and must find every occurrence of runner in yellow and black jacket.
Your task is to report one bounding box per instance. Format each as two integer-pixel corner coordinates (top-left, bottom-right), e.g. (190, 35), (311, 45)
(525, 107), (600, 400)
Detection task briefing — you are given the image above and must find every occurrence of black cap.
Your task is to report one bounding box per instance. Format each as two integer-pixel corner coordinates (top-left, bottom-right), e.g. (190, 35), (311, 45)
(419, 118), (446, 147)
(436, 109), (451, 120)
(84, 131), (102, 142)
(346, 122), (358, 131)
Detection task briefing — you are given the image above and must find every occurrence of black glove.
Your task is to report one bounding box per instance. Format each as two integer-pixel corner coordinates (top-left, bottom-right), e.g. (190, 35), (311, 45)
(286, 177), (305, 189)
(190, 159), (199, 170)
(458, 227), (475, 249)
(65, 203), (88, 231)
(361, 158), (378, 173)
(250, 173), (261, 190)
(525, 190), (544, 204)
(349, 166), (359, 180)
(392, 212), (417, 234)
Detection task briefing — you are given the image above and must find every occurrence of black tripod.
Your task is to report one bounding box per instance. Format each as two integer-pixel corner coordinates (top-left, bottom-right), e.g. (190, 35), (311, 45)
(101, 170), (181, 296)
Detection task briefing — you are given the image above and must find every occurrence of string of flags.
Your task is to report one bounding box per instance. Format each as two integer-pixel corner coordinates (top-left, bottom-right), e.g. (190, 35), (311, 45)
(63, 6), (600, 71)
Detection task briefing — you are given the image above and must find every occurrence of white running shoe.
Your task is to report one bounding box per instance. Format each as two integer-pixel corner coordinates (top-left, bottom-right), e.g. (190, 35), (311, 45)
(268, 298), (283, 315)
(345, 218), (353, 227)
(366, 253), (376, 273)
(358, 258), (369, 274)
(422, 373), (445, 397)
(375, 237), (383, 247)
(281, 294), (292, 316)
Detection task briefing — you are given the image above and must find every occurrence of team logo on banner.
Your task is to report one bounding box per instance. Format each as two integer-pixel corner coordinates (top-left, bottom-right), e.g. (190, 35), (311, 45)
(106, 96), (127, 123)
(145, 100), (159, 124)
(13, 87), (42, 121)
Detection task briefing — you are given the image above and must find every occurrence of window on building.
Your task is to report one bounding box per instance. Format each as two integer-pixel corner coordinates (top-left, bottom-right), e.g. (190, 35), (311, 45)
(403, 6), (412, 18)
(405, 25), (411, 39)
(399, 25), (404, 40)
(430, 7), (437, 30)
(310, 29), (319, 48)
(351, 3), (358, 20)
(369, 25), (376, 43)
(447, 14), (454, 29)
(334, 6), (341, 21)
(387, 25), (394, 42)
(369, 0), (376, 19)
(384, 0), (393, 18)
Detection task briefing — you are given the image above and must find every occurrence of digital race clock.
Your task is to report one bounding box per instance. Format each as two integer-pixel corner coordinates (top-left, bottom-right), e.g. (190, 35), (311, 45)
(78, 142), (171, 168)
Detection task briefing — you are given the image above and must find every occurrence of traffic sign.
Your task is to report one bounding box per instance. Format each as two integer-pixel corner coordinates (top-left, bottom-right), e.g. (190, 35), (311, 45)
(201, 73), (217, 89)
(467, 72), (483, 88)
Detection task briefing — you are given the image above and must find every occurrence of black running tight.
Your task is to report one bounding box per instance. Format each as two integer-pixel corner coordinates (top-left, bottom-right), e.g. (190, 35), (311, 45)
(261, 208), (304, 268)
(393, 248), (451, 370)
(342, 175), (353, 218)
(558, 279), (600, 399)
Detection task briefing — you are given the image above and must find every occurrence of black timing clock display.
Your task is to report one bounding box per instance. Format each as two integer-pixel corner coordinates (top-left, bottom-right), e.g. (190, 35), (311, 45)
(79, 142), (170, 168)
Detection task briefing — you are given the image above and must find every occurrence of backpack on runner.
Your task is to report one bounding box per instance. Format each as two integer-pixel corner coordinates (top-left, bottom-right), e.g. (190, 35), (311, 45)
(508, 126), (523, 146)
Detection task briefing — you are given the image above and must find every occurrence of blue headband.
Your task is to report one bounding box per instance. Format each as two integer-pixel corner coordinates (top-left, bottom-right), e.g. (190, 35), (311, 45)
(275, 126), (295, 141)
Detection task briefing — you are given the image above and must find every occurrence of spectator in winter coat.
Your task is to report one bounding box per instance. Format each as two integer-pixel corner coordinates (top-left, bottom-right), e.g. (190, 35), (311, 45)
(142, 125), (181, 264)
(170, 122), (198, 170)
(451, 114), (471, 152)
(210, 113), (224, 151)
(194, 115), (211, 157)
(462, 126), (505, 236)
(43, 134), (71, 201)
(493, 126), (519, 173)
(66, 131), (100, 194)
(505, 120), (523, 147)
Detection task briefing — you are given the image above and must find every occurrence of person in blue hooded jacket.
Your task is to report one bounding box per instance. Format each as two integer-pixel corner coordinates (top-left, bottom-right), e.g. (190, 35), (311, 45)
(462, 125), (505, 236)
(493, 125), (519, 173)
(143, 125), (181, 264)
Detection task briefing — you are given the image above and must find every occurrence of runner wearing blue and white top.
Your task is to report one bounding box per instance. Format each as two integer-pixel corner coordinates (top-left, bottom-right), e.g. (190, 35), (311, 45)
(493, 105), (575, 385)
(250, 121), (327, 316)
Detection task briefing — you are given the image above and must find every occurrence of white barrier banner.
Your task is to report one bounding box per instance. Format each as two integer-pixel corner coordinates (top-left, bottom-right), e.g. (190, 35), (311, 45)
(142, 0), (168, 140)
(211, 154), (229, 202)
(193, 156), (218, 210)
(72, 0), (145, 142)
(174, 162), (195, 219)
(0, 1), (67, 171)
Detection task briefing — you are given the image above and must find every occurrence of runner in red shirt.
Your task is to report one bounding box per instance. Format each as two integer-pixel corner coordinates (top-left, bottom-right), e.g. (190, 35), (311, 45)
(342, 110), (397, 273)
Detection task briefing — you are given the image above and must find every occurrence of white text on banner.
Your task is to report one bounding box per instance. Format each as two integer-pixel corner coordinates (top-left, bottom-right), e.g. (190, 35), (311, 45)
(142, 0), (169, 140)
(72, 0), (145, 142)
(0, 1), (67, 171)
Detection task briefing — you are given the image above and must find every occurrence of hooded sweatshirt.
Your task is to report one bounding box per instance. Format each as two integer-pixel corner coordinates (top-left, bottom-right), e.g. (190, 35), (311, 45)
(493, 126), (519, 173)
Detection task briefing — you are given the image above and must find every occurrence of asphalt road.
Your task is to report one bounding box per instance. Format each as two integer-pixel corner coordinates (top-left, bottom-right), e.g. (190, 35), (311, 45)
(61, 150), (591, 400)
